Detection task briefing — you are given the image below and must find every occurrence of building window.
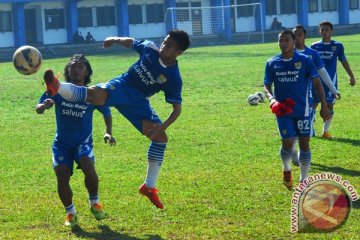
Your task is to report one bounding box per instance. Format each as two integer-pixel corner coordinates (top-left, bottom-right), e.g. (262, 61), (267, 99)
(97, 6), (116, 26)
(78, 7), (93, 27)
(44, 9), (65, 30)
(146, 4), (164, 23)
(0, 11), (12, 32)
(321, 0), (337, 11)
(237, 0), (260, 17)
(280, 0), (296, 14)
(265, 0), (277, 15)
(176, 2), (190, 22)
(350, 0), (359, 9)
(309, 0), (319, 12)
(129, 5), (143, 24)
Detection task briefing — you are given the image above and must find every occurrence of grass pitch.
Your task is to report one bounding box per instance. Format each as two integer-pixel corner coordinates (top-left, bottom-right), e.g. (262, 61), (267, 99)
(0, 34), (359, 239)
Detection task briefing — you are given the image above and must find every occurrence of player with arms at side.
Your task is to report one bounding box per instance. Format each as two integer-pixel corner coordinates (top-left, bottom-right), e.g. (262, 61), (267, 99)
(311, 21), (356, 139)
(264, 30), (330, 189)
(291, 25), (340, 166)
(43, 29), (190, 209)
(36, 54), (116, 227)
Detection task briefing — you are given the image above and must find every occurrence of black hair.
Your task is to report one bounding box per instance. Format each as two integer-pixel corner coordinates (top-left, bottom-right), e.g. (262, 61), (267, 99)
(293, 24), (307, 36)
(168, 29), (190, 51)
(279, 29), (295, 40)
(319, 21), (333, 30)
(64, 54), (92, 86)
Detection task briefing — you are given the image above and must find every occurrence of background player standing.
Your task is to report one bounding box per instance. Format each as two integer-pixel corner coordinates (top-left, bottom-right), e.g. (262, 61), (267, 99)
(43, 29), (190, 209)
(264, 30), (330, 189)
(36, 54), (116, 227)
(311, 21), (356, 139)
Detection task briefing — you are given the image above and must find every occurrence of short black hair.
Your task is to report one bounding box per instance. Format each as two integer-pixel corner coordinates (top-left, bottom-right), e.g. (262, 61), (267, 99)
(279, 29), (295, 40)
(168, 29), (190, 51)
(319, 21), (333, 30)
(293, 24), (307, 36)
(64, 54), (93, 86)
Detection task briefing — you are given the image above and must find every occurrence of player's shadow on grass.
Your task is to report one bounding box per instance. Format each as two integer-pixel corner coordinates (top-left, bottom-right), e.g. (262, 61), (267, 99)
(71, 225), (163, 240)
(311, 163), (360, 177)
(318, 136), (360, 146)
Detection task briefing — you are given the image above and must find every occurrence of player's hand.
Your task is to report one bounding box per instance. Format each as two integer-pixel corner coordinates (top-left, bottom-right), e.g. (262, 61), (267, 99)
(104, 133), (116, 146)
(349, 76), (356, 86)
(271, 101), (293, 117)
(320, 108), (331, 121)
(103, 37), (116, 48)
(334, 92), (341, 100)
(43, 98), (54, 109)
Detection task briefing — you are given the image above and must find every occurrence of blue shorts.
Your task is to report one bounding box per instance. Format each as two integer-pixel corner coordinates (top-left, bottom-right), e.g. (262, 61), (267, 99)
(52, 141), (94, 174)
(96, 79), (162, 133)
(276, 115), (313, 139)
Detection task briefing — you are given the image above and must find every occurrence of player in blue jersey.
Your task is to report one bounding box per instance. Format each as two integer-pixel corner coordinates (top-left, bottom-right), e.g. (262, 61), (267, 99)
(264, 30), (330, 189)
(291, 25), (340, 166)
(311, 21), (356, 139)
(36, 54), (116, 227)
(43, 29), (190, 209)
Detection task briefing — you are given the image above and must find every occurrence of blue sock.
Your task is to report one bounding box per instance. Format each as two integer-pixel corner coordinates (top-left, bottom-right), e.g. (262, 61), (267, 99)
(299, 150), (311, 181)
(145, 142), (167, 188)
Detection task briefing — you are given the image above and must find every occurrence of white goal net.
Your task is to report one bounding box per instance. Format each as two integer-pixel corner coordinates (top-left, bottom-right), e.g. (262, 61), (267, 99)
(165, 3), (264, 44)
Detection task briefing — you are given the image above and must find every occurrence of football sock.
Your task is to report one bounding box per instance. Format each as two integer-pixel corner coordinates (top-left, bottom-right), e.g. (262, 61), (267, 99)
(89, 194), (99, 206)
(280, 147), (292, 171)
(65, 203), (76, 215)
(145, 142), (167, 188)
(299, 150), (311, 181)
(323, 110), (334, 133)
(59, 82), (87, 102)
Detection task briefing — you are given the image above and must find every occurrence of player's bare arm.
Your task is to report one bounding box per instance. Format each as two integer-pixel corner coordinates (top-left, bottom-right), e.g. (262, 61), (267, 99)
(313, 77), (331, 120)
(103, 37), (134, 49)
(35, 98), (54, 114)
(103, 115), (116, 146)
(341, 60), (356, 86)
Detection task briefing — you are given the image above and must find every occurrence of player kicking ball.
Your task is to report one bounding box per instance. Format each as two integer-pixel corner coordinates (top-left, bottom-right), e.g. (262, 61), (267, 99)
(36, 54), (116, 227)
(311, 21), (356, 139)
(43, 29), (190, 209)
(264, 30), (330, 189)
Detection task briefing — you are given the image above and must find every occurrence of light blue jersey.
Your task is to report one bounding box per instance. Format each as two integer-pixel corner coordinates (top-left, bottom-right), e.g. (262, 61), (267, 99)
(264, 51), (319, 117)
(310, 40), (346, 92)
(38, 93), (111, 148)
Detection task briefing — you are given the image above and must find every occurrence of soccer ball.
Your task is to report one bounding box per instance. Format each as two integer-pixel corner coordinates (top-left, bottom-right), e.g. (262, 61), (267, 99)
(255, 92), (266, 102)
(247, 94), (259, 106)
(13, 45), (42, 75)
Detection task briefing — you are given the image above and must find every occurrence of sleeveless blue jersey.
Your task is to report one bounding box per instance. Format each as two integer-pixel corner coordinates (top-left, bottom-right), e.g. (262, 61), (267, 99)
(113, 40), (182, 104)
(264, 51), (319, 117)
(38, 93), (111, 148)
(310, 40), (346, 89)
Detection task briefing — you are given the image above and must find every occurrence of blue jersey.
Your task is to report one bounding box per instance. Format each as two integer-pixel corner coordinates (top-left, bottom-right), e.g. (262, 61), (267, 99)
(296, 46), (325, 70)
(113, 40), (182, 104)
(264, 51), (319, 117)
(38, 93), (111, 148)
(310, 40), (346, 89)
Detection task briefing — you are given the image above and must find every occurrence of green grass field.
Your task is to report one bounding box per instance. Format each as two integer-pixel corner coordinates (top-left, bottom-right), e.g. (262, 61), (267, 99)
(0, 35), (359, 239)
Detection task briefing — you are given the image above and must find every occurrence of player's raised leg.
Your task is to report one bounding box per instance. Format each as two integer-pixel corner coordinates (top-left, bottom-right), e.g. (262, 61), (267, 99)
(43, 69), (108, 105)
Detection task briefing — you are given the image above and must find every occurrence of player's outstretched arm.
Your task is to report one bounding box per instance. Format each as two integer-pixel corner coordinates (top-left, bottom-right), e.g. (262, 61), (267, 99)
(103, 37), (134, 49)
(341, 60), (356, 86)
(35, 98), (54, 114)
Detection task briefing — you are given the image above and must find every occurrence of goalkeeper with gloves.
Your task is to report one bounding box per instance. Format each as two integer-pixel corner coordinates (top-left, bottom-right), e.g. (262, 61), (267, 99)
(263, 30), (330, 189)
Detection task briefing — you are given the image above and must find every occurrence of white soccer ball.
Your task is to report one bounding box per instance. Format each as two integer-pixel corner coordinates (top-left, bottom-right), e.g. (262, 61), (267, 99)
(247, 94), (259, 106)
(13, 45), (42, 75)
(255, 92), (266, 102)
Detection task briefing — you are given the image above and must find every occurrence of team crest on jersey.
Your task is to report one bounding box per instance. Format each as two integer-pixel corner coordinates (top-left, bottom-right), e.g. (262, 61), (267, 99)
(332, 46), (337, 51)
(294, 62), (302, 70)
(157, 74), (167, 84)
